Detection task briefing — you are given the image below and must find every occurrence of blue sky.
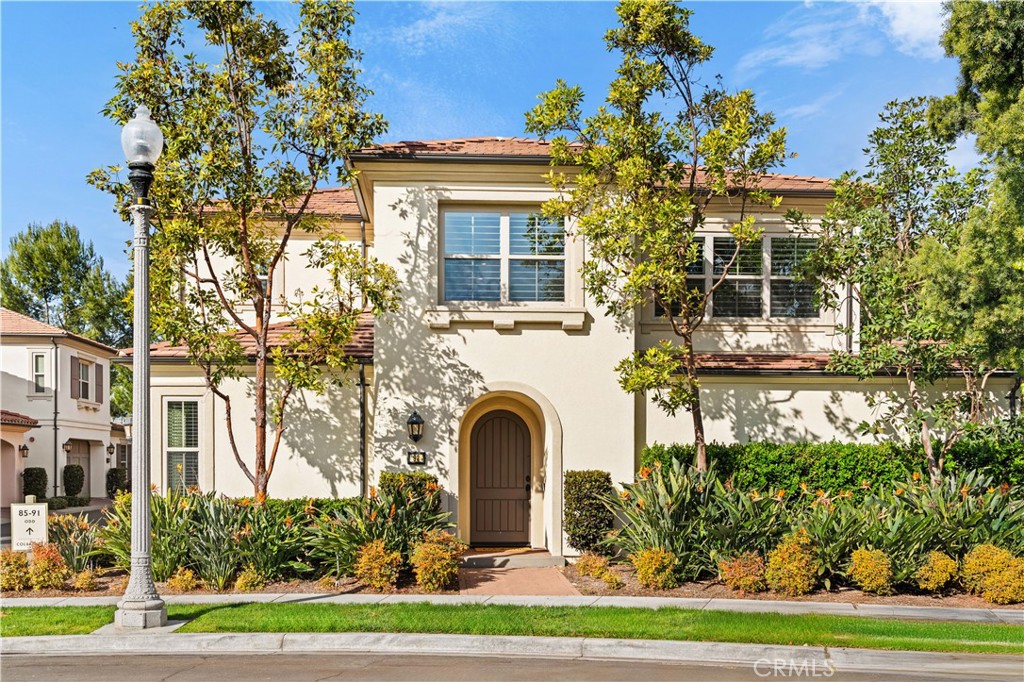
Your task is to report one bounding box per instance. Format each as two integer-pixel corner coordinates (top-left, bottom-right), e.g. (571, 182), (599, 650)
(1, 1), (975, 279)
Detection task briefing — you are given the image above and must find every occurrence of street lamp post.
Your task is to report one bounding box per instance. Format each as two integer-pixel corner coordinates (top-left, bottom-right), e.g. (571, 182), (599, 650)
(114, 104), (167, 629)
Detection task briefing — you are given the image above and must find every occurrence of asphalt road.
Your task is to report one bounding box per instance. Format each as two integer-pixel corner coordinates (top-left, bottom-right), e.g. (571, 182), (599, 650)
(2, 653), (1014, 682)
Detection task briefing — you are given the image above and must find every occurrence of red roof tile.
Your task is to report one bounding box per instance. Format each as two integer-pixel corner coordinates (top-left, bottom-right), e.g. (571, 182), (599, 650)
(294, 187), (360, 218)
(1, 409), (39, 427)
(0, 308), (117, 354)
(120, 314), (374, 361)
(351, 137), (833, 194)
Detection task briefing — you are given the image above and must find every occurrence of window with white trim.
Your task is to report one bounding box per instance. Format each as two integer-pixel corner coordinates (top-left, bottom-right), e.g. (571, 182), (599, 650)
(31, 352), (46, 393)
(78, 359), (92, 400)
(654, 235), (820, 320)
(166, 400), (199, 491)
(442, 209), (565, 303)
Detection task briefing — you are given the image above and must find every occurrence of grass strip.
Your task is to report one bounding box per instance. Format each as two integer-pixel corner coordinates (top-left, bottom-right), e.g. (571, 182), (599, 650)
(2, 603), (1022, 655)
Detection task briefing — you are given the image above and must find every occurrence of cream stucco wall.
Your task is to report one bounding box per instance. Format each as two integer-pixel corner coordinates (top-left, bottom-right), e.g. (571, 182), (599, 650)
(146, 364), (367, 499)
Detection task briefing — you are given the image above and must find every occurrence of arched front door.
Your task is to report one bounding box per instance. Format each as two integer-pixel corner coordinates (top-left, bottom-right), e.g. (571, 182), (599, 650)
(470, 410), (531, 546)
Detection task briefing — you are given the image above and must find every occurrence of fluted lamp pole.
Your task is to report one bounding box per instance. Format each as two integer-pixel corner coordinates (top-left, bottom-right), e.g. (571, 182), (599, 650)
(115, 104), (167, 629)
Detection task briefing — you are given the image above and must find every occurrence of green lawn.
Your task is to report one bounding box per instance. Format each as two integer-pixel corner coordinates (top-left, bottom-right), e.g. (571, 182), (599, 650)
(2, 603), (1022, 655)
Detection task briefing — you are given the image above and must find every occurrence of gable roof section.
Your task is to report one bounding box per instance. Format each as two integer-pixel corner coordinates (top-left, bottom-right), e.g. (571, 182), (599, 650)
(119, 313), (374, 363)
(0, 308), (117, 355)
(349, 137), (834, 196)
(295, 187), (361, 220)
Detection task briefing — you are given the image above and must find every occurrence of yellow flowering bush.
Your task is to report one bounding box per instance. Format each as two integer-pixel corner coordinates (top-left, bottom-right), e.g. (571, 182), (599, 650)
(915, 552), (958, 593)
(0, 548), (30, 591)
(354, 539), (402, 592)
(766, 529), (819, 596)
(848, 548), (893, 594)
(631, 547), (678, 590)
(718, 551), (767, 593)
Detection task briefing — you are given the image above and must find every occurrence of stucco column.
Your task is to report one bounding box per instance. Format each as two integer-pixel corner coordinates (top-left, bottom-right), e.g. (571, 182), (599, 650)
(114, 201), (167, 628)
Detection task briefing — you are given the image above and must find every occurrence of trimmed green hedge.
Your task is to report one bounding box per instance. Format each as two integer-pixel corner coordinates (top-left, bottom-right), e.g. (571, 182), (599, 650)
(106, 467), (127, 499)
(22, 467), (47, 499)
(63, 464), (85, 497)
(564, 470), (614, 553)
(640, 438), (1023, 495)
(260, 497), (360, 519)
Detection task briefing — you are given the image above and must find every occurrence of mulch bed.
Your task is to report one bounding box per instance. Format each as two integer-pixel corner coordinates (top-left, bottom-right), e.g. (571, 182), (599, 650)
(561, 563), (1024, 610)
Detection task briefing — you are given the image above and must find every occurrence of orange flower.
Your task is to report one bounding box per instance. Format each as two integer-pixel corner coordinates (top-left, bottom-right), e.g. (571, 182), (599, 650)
(815, 489), (825, 497)
(999, 483), (1011, 495)
(799, 482), (808, 492)
(369, 486), (378, 499)
(284, 516), (293, 529)
(750, 490), (760, 500)
(256, 491), (267, 505)
(619, 490), (631, 501)
(987, 486), (996, 494)
(653, 460), (662, 469)
(636, 498), (646, 509)
(389, 503), (397, 518)
(638, 466), (652, 480)
(894, 488), (904, 496)
(775, 489), (786, 499)
(960, 485), (970, 498)
(912, 471), (922, 482)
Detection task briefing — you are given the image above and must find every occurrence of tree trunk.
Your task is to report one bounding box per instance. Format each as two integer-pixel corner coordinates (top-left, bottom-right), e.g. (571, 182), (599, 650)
(685, 343), (708, 471)
(254, 347), (268, 500)
(907, 371), (940, 485)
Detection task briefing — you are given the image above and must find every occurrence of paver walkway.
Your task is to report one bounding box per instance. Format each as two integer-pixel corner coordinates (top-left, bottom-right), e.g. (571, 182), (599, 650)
(459, 567), (580, 596)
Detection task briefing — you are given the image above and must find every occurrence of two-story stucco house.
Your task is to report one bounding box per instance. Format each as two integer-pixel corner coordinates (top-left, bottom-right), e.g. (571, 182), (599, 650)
(124, 138), (1017, 557)
(0, 308), (128, 506)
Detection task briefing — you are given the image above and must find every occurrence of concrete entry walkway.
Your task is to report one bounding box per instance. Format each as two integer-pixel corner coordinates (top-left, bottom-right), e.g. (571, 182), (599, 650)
(459, 567), (580, 596)
(462, 548), (565, 569)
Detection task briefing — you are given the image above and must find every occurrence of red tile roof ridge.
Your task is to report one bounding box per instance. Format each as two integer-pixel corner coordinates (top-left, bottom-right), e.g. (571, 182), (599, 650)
(0, 308), (117, 353)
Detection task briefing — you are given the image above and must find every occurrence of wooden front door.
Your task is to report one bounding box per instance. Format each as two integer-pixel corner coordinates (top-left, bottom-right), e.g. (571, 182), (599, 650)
(470, 410), (531, 546)
(66, 439), (91, 498)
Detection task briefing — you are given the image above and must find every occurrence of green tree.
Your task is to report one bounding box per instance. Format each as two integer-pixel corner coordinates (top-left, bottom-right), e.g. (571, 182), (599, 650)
(0, 220), (132, 348)
(88, 0), (398, 499)
(804, 98), (994, 483)
(524, 0), (790, 470)
(925, 0), (1024, 377)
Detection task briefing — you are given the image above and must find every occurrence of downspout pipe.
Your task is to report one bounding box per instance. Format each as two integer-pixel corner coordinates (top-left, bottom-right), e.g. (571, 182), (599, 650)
(52, 337), (59, 497)
(845, 282), (854, 353)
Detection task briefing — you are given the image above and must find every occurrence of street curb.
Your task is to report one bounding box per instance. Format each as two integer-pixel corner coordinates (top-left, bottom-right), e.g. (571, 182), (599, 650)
(2, 632), (1022, 678)
(2, 593), (1021, 624)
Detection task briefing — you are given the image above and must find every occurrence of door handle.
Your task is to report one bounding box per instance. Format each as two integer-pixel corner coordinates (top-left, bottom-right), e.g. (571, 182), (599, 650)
(524, 474), (531, 493)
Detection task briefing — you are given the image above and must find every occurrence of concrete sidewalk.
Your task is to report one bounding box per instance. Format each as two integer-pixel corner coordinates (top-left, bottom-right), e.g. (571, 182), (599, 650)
(3, 592), (1022, 624)
(3, 632), (1022, 680)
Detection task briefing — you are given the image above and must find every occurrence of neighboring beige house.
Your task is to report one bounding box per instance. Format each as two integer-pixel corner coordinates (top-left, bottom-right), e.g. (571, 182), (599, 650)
(122, 138), (1018, 556)
(0, 308), (127, 504)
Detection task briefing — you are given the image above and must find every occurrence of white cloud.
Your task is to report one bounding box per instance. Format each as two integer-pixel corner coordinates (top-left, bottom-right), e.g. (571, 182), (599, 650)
(737, 1), (944, 80)
(866, 1), (945, 59)
(384, 2), (498, 57)
(781, 90), (844, 120)
(947, 134), (984, 172)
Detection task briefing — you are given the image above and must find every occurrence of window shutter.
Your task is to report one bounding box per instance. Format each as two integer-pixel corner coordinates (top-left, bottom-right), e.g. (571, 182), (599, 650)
(95, 364), (104, 404)
(70, 356), (80, 399)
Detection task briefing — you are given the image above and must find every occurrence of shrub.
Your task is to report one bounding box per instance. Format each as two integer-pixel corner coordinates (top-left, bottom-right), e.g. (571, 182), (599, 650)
(234, 500), (307, 581)
(234, 565), (266, 592)
(916, 552), (959, 593)
(71, 569), (99, 592)
(0, 548), (30, 591)
(165, 567), (199, 592)
(979, 557), (1024, 605)
(631, 547), (678, 590)
(59, 496), (92, 508)
(574, 552), (610, 579)
(849, 548), (894, 595)
(379, 471), (439, 508)
(95, 489), (196, 582)
(564, 470), (614, 553)
(962, 544), (1015, 595)
(602, 570), (624, 590)
(410, 544), (458, 592)
(22, 467), (47, 499)
(49, 514), (98, 573)
(766, 529), (819, 596)
(28, 543), (69, 590)
(106, 467), (127, 499)
(189, 496), (243, 591)
(62, 464), (85, 497)
(46, 497), (68, 511)
(354, 539), (402, 592)
(718, 552), (767, 593)
(307, 484), (450, 577)
(315, 575), (338, 591)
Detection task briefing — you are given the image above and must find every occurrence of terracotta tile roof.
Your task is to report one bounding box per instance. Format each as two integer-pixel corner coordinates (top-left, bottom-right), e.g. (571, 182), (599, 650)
(293, 187), (360, 218)
(694, 353), (834, 374)
(120, 314), (374, 362)
(1, 409), (40, 428)
(351, 137), (833, 194)
(0, 308), (117, 354)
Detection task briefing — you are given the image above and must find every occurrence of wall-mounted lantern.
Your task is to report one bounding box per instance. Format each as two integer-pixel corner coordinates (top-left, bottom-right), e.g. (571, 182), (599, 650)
(19, 444), (29, 458)
(406, 411), (425, 443)
(62, 439), (73, 454)
(106, 443), (116, 464)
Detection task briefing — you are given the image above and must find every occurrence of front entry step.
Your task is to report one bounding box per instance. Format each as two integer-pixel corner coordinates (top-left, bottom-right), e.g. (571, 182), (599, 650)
(462, 548), (566, 569)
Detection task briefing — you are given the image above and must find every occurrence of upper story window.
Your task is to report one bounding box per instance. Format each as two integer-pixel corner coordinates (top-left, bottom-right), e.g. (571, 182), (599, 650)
(31, 352), (46, 393)
(70, 356), (104, 404)
(655, 235), (819, 320)
(442, 209), (565, 304)
(78, 359), (92, 400)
